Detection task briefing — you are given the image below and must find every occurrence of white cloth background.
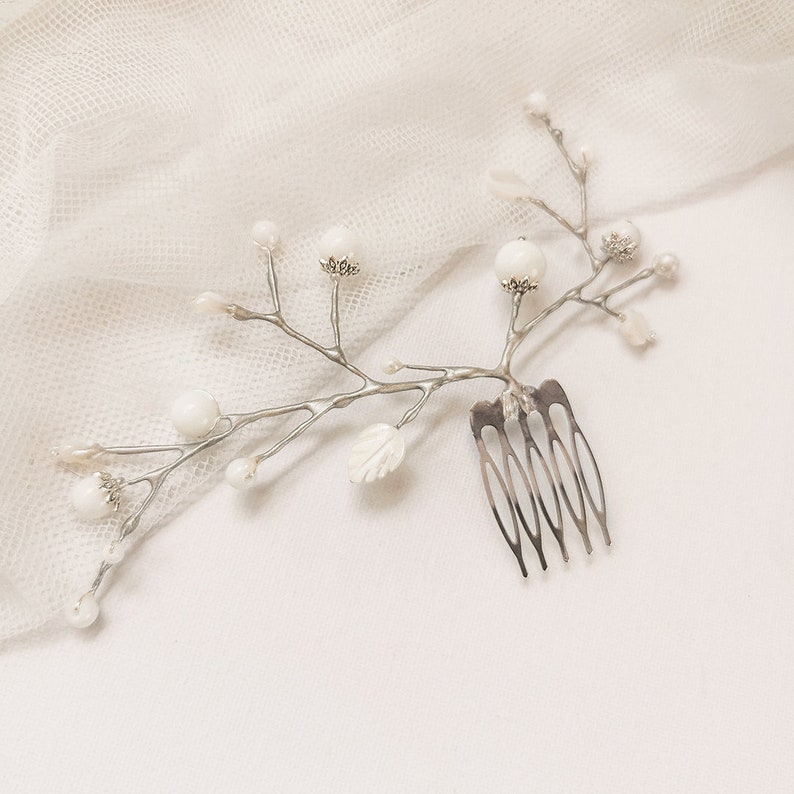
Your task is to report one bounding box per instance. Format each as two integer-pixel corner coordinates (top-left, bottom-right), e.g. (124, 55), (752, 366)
(0, 1), (792, 791)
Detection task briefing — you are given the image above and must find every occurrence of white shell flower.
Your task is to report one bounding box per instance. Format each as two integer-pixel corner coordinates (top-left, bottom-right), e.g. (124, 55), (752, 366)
(348, 424), (406, 483)
(619, 309), (654, 347)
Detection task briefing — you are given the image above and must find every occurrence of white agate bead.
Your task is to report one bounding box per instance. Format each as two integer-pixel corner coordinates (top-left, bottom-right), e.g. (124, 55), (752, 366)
(65, 593), (100, 629)
(170, 389), (220, 438)
(653, 252), (680, 279)
(610, 220), (641, 247)
(524, 91), (549, 118)
(192, 291), (230, 316)
(251, 220), (280, 250)
(619, 309), (654, 346)
(494, 239), (547, 284)
(225, 457), (258, 489)
(104, 541), (126, 564)
(319, 225), (360, 262)
(70, 474), (116, 520)
(381, 356), (404, 375)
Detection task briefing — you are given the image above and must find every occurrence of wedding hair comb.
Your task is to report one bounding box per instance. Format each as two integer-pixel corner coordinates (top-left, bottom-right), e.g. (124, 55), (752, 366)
(55, 92), (679, 628)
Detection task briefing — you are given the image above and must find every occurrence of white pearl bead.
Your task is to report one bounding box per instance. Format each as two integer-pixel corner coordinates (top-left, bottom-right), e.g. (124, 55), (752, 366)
(381, 356), (404, 375)
(70, 473), (116, 520)
(610, 220), (641, 246)
(52, 441), (103, 463)
(192, 291), (230, 316)
(653, 252), (680, 279)
(319, 225), (361, 262)
(619, 309), (654, 346)
(251, 220), (280, 250)
(170, 389), (220, 439)
(524, 91), (549, 118)
(104, 541), (126, 564)
(65, 593), (100, 628)
(225, 457), (258, 489)
(494, 239), (547, 285)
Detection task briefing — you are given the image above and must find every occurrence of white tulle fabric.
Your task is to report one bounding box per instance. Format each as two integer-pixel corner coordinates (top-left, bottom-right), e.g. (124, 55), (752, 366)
(0, 0), (792, 640)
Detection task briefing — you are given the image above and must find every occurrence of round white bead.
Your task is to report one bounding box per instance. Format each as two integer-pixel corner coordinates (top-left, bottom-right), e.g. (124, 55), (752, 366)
(170, 389), (220, 439)
(65, 593), (100, 629)
(104, 541), (126, 564)
(619, 309), (654, 346)
(319, 225), (360, 262)
(653, 252), (680, 279)
(251, 220), (280, 250)
(70, 473), (116, 520)
(192, 291), (230, 316)
(381, 356), (404, 375)
(494, 239), (547, 284)
(610, 220), (641, 246)
(524, 91), (549, 118)
(225, 457), (258, 489)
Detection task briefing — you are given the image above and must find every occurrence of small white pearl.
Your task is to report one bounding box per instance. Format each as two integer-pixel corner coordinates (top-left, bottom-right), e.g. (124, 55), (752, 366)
(104, 540), (126, 564)
(192, 291), (231, 316)
(251, 220), (280, 250)
(619, 309), (654, 346)
(381, 356), (404, 375)
(523, 91), (549, 119)
(653, 252), (680, 279)
(494, 239), (547, 285)
(52, 442), (103, 463)
(170, 389), (220, 439)
(610, 220), (641, 247)
(70, 473), (116, 520)
(225, 457), (258, 489)
(65, 592), (100, 629)
(319, 225), (361, 262)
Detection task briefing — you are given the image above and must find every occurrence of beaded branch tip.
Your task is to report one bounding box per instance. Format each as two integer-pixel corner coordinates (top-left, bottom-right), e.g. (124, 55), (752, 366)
(55, 92), (678, 628)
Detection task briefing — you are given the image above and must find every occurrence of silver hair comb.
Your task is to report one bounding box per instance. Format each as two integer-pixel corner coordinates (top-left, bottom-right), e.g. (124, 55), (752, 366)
(55, 91), (678, 628)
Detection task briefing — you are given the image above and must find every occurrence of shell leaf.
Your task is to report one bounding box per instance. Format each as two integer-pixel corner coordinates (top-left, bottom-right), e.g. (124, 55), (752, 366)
(348, 423), (406, 484)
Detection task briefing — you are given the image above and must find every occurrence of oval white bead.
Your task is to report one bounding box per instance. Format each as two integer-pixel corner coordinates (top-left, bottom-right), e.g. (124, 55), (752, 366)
(381, 356), (404, 375)
(251, 219), (280, 250)
(524, 91), (549, 118)
(225, 457), (259, 490)
(104, 541), (126, 564)
(494, 239), (547, 284)
(319, 225), (360, 262)
(65, 593), (100, 629)
(170, 389), (220, 439)
(192, 291), (230, 316)
(52, 441), (103, 463)
(348, 424), (406, 484)
(653, 252), (680, 279)
(70, 473), (116, 520)
(619, 309), (654, 346)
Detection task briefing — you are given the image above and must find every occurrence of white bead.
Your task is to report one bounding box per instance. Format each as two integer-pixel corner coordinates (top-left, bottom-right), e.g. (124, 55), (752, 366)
(609, 220), (641, 247)
(348, 424), (406, 484)
(580, 144), (594, 164)
(104, 541), (126, 564)
(494, 239), (547, 285)
(70, 473), (116, 520)
(319, 225), (360, 262)
(52, 441), (103, 463)
(65, 593), (100, 629)
(484, 168), (533, 201)
(170, 389), (220, 439)
(192, 291), (230, 316)
(251, 220), (280, 250)
(381, 356), (404, 375)
(619, 309), (654, 346)
(523, 91), (549, 118)
(653, 252), (680, 279)
(225, 457), (258, 490)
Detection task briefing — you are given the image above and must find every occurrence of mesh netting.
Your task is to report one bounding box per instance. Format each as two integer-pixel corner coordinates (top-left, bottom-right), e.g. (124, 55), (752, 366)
(1, 0), (792, 639)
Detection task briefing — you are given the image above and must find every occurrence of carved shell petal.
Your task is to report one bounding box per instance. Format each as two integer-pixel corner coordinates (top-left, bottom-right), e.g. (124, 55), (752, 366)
(348, 423), (406, 484)
(484, 168), (533, 201)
